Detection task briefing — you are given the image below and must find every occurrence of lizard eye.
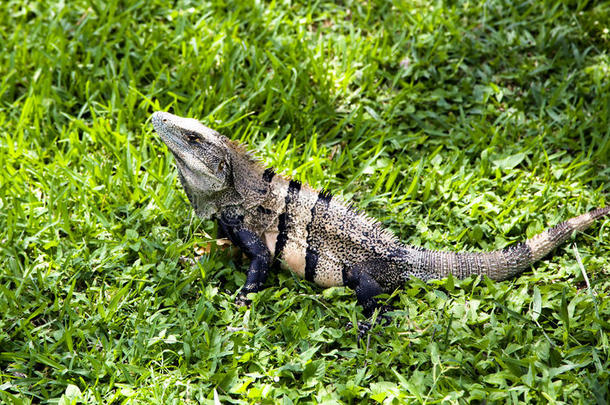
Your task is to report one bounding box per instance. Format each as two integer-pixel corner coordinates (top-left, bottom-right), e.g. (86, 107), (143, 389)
(217, 161), (225, 172)
(183, 130), (199, 143)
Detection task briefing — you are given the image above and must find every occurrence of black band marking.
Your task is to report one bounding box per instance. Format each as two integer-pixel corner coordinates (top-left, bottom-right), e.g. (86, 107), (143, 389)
(591, 207), (610, 220)
(547, 222), (574, 245)
(262, 168), (276, 183)
(304, 248), (318, 282)
(275, 212), (288, 258)
(304, 190), (333, 282)
(274, 180), (301, 258)
(318, 189), (333, 203)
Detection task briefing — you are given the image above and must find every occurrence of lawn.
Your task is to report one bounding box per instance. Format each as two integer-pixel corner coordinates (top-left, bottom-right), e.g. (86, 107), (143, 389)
(1, 0), (609, 403)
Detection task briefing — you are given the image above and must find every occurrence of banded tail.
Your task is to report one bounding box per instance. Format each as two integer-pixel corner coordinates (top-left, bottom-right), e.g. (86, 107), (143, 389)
(409, 207), (609, 281)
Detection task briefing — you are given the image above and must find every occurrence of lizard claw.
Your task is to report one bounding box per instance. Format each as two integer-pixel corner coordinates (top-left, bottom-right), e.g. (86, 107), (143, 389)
(345, 321), (372, 339)
(235, 292), (252, 307)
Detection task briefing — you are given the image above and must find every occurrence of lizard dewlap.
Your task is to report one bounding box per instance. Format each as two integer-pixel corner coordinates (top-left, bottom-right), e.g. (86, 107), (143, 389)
(151, 111), (609, 319)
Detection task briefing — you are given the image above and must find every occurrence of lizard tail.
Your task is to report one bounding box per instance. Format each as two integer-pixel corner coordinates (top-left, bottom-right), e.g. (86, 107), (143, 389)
(410, 207), (609, 281)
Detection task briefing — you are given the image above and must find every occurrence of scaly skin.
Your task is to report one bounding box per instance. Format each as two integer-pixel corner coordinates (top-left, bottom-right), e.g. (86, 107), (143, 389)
(151, 111), (609, 321)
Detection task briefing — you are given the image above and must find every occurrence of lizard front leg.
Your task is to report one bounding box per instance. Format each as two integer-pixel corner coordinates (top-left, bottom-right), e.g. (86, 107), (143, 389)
(218, 210), (271, 306)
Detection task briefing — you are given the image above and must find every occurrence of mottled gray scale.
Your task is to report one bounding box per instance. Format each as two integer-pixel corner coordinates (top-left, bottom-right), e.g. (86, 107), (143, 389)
(441, 252), (455, 277)
(502, 243), (532, 274)
(426, 251), (435, 277)
(278, 183), (318, 279)
(482, 253), (500, 279)
(494, 251), (511, 279)
(475, 255), (486, 275)
(304, 190), (332, 284)
(368, 260), (406, 291)
(457, 254), (469, 278)
(590, 207), (610, 221)
(479, 254), (494, 275)
(455, 254), (470, 279)
(304, 194), (407, 287)
(527, 217), (581, 262)
(408, 248), (533, 281)
(547, 222), (573, 246)
(471, 254), (482, 277)
(329, 205), (400, 259)
(430, 252), (442, 277)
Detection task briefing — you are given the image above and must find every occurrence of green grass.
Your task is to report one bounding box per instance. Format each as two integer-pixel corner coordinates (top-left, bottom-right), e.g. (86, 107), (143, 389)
(1, 0), (610, 403)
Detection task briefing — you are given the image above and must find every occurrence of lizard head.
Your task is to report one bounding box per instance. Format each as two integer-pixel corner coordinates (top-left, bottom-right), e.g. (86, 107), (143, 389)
(152, 111), (231, 192)
(151, 111), (269, 218)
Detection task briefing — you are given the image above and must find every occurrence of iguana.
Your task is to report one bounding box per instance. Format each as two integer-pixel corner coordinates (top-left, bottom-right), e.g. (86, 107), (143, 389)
(151, 111), (609, 326)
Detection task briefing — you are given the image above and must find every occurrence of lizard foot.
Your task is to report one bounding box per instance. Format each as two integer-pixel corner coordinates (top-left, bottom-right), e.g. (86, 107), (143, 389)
(234, 292), (252, 307)
(345, 321), (373, 339)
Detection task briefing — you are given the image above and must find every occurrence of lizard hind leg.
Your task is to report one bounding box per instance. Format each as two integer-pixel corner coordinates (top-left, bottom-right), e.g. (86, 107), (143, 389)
(343, 259), (398, 318)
